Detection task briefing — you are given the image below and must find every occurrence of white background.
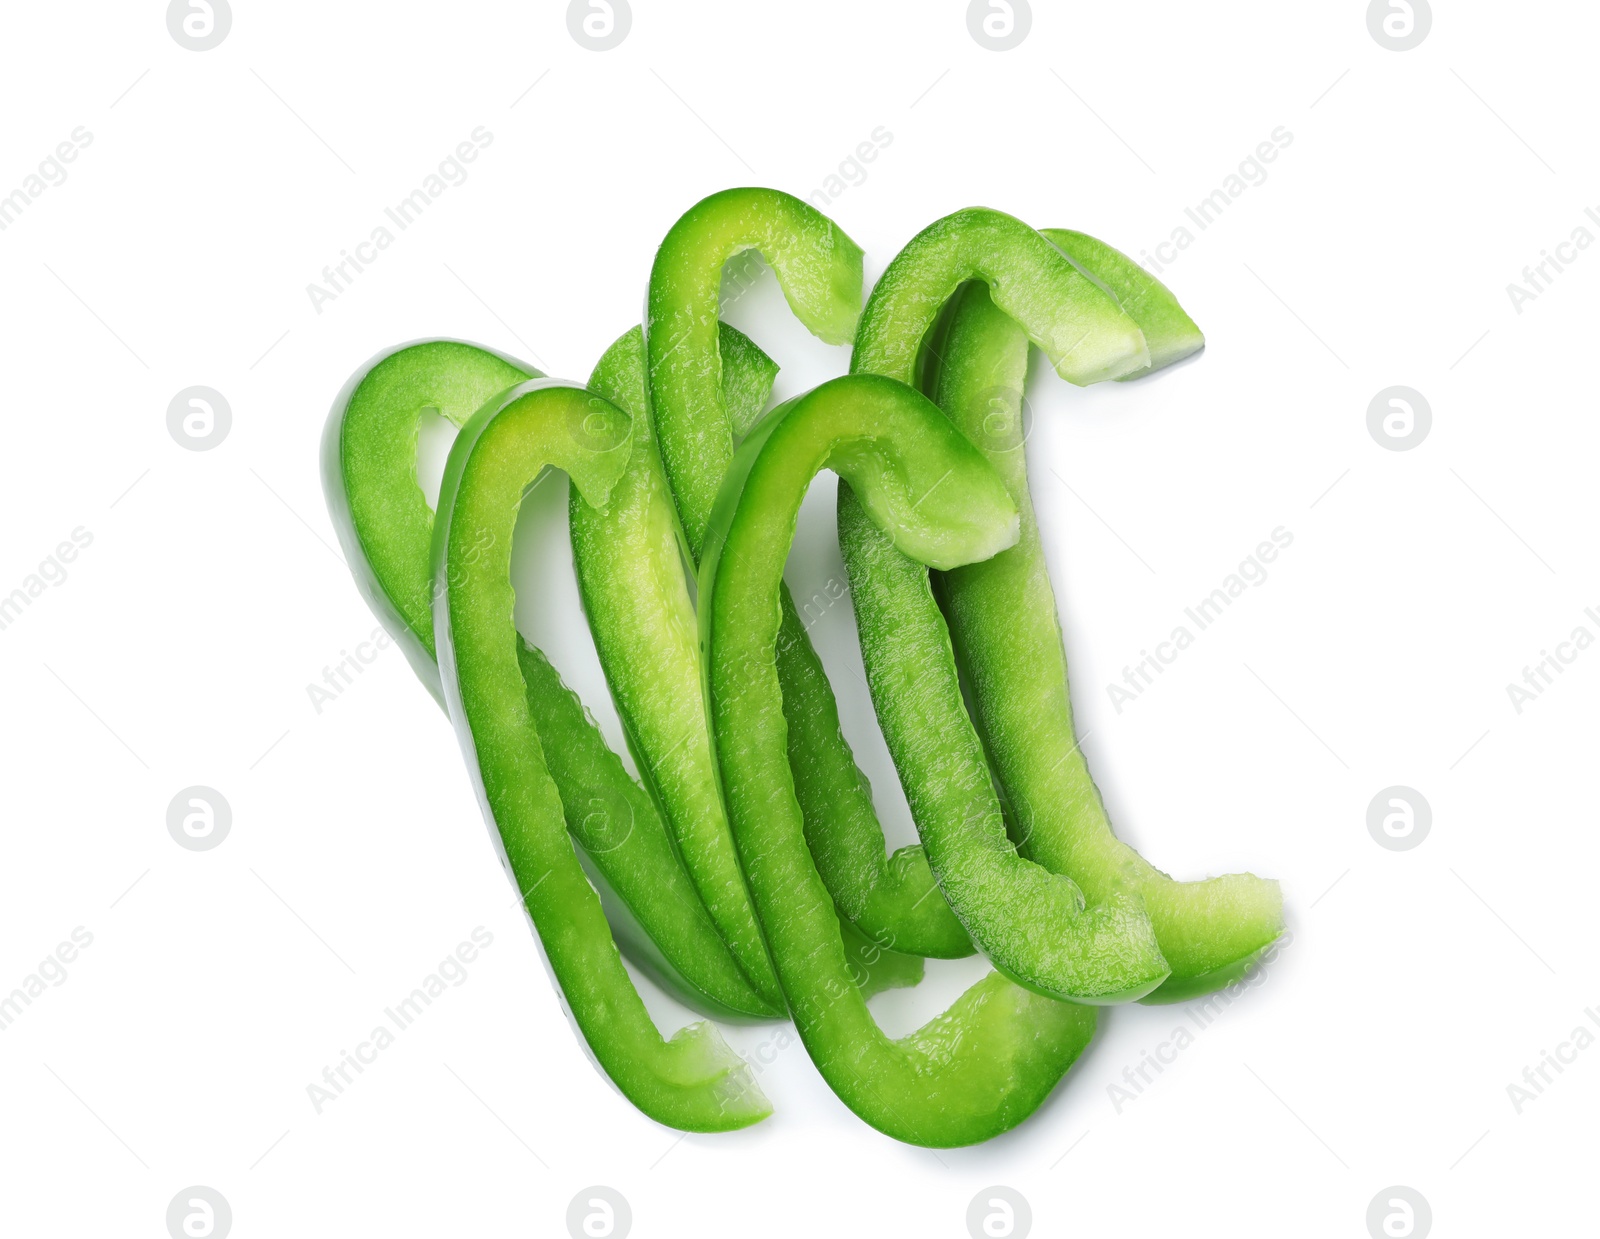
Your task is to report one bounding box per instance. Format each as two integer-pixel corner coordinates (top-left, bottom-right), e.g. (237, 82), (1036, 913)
(1, 1), (1594, 1235)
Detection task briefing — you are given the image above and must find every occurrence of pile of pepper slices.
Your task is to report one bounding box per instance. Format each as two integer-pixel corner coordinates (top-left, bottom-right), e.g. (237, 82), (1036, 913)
(323, 188), (1283, 1148)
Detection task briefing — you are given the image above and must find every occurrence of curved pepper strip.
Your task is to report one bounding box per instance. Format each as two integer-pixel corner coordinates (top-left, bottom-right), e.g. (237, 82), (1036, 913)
(433, 379), (768, 1132)
(648, 187), (863, 554)
(326, 339), (533, 701)
(928, 230), (1283, 1002)
(579, 323), (934, 998)
(700, 374), (1097, 1147)
(570, 326), (785, 1009)
(1044, 229), (1206, 379)
(323, 339), (782, 1020)
(836, 209), (1169, 1002)
(514, 640), (778, 1020)
(647, 187), (972, 959)
(845, 210), (1283, 1000)
(573, 327), (927, 1003)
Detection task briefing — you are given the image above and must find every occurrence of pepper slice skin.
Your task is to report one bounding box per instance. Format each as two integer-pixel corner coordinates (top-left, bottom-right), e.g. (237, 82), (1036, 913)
(929, 233), (1284, 1002)
(700, 374), (1098, 1148)
(434, 379), (770, 1132)
(323, 339), (784, 1021)
(647, 188), (972, 959)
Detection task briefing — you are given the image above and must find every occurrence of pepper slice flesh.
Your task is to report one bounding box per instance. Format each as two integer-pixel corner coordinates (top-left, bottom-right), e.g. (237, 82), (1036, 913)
(648, 186), (865, 556)
(434, 380), (769, 1131)
(326, 339), (534, 699)
(323, 339), (783, 1020)
(701, 374), (1097, 1147)
(1044, 228), (1205, 378)
(571, 326), (784, 1009)
(853, 208), (1151, 392)
(648, 187), (971, 959)
(929, 232), (1283, 1001)
(514, 640), (777, 1020)
(839, 209), (1169, 1002)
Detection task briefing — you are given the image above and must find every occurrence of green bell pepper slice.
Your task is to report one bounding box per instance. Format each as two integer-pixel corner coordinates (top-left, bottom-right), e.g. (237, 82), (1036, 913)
(700, 373), (1097, 1147)
(433, 379), (768, 1131)
(325, 339), (532, 700)
(570, 325), (785, 1010)
(573, 325), (927, 1005)
(1043, 228), (1206, 378)
(851, 211), (1286, 1011)
(928, 230), (1283, 1002)
(647, 187), (972, 959)
(323, 339), (782, 1021)
(647, 186), (864, 555)
(836, 210), (1170, 1002)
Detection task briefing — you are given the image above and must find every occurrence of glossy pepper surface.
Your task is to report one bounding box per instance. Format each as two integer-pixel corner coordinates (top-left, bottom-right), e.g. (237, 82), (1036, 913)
(701, 374), (1098, 1145)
